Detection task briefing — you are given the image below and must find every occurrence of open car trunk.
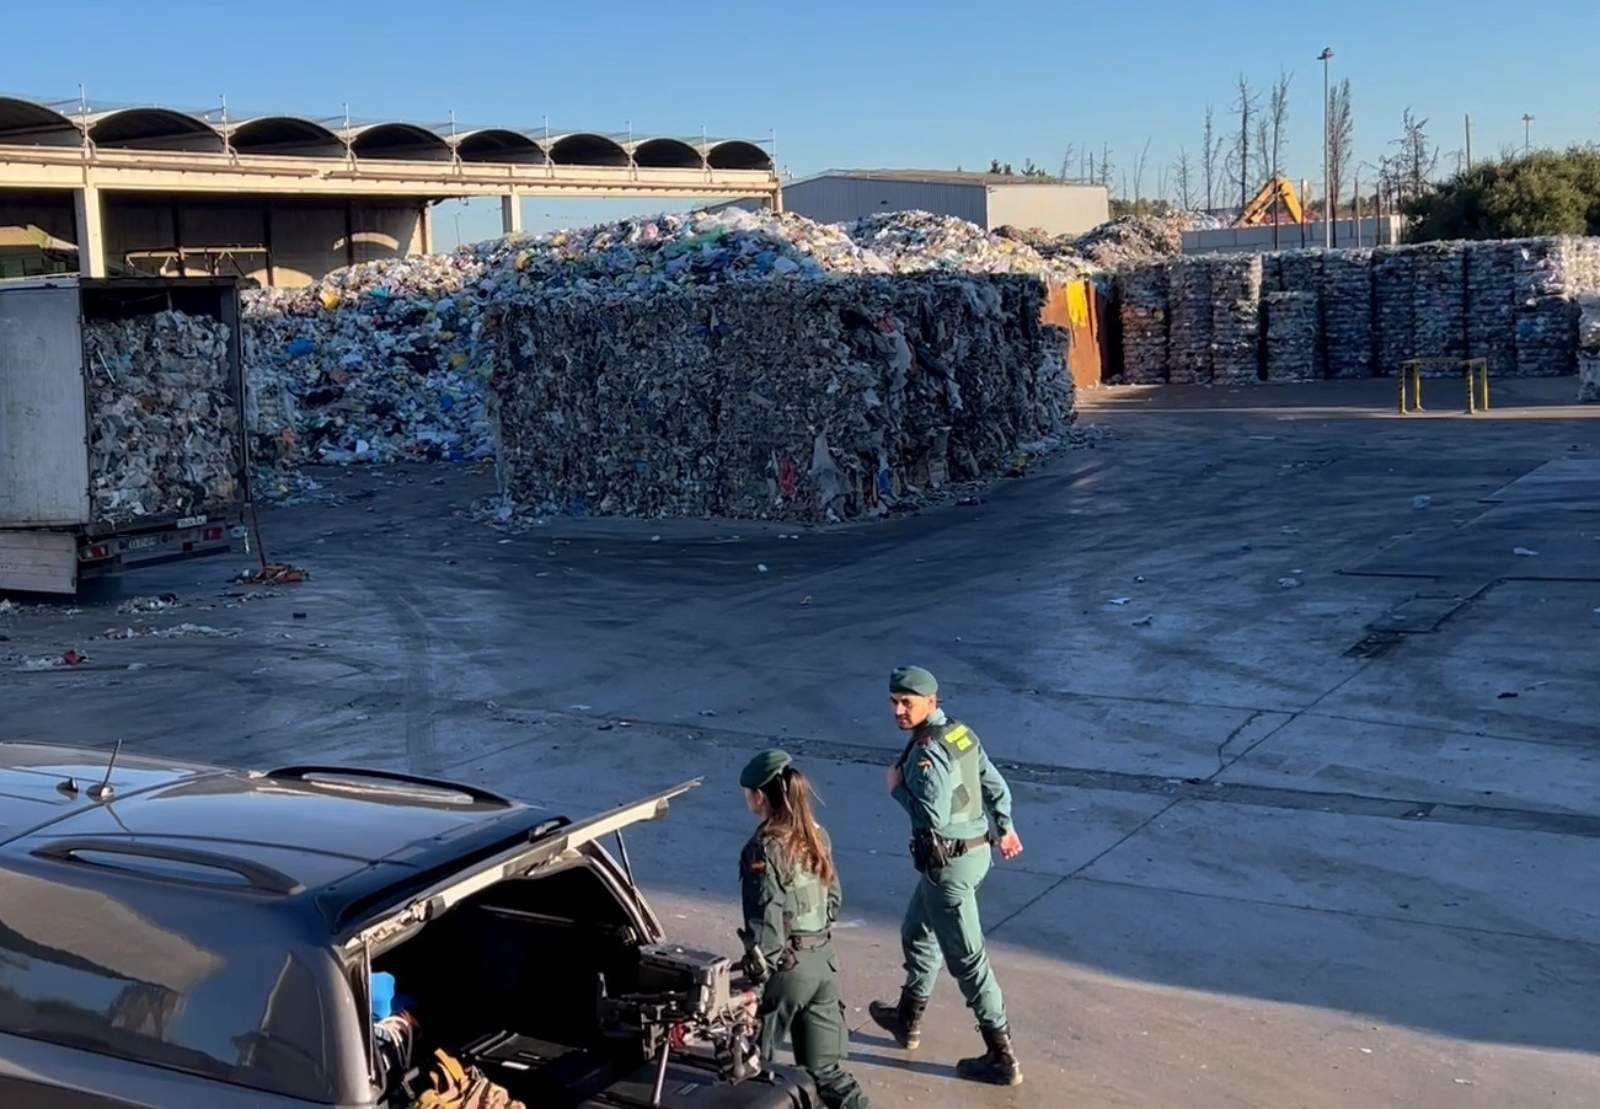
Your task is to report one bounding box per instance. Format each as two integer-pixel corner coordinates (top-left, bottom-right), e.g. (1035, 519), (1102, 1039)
(354, 782), (815, 1109)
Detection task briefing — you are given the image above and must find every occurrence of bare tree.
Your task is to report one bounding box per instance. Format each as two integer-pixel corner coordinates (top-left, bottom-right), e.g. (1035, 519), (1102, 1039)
(1174, 146), (1195, 210)
(1254, 118), (1272, 185)
(1265, 70), (1291, 240)
(1326, 78), (1354, 221)
(1231, 74), (1261, 213)
(1201, 107), (1222, 210)
(1059, 143), (1077, 181)
(1132, 137), (1152, 204)
(1100, 143), (1114, 188)
(1392, 108), (1437, 205)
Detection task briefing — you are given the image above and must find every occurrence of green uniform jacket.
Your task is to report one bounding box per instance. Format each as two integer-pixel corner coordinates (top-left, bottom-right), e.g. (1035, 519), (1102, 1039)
(891, 708), (1015, 841)
(740, 828), (841, 963)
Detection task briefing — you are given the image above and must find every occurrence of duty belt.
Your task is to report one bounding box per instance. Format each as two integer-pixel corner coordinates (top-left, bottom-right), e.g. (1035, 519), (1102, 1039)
(788, 931), (832, 951)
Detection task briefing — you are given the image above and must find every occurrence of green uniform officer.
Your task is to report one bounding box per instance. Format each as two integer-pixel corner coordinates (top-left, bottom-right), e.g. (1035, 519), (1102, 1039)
(868, 666), (1025, 1087)
(738, 749), (871, 1109)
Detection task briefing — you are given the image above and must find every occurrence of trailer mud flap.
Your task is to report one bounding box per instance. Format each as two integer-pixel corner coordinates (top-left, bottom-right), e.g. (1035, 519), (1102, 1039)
(0, 530), (76, 593)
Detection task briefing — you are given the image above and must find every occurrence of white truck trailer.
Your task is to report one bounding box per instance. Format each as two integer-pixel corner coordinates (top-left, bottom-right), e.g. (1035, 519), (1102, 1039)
(0, 277), (250, 593)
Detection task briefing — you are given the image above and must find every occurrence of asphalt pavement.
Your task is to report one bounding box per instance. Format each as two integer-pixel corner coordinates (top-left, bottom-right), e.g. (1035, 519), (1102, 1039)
(3, 376), (1597, 1108)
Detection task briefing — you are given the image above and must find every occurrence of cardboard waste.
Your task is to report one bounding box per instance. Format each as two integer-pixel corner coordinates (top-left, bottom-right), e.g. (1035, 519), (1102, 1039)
(83, 312), (242, 524)
(487, 274), (1070, 522)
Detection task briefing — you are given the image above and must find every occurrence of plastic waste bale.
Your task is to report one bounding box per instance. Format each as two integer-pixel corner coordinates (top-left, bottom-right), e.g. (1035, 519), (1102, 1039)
(1578, 295), (1600, 402)
(82, 311), (240, 524)
(487, 273), (1070, 523)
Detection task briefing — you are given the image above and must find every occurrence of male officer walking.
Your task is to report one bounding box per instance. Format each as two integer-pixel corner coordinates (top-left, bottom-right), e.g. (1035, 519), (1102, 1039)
(868, 665), (1024, 1086)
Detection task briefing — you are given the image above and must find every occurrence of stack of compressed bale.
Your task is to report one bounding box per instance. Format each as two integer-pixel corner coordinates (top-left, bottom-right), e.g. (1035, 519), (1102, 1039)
(1578, 295), (1600, 402)
(1320, 249), (1373, 380)
(1209, 255), (1264, 385)
(1116, 261), (1170, 383)
(1512, 238), (1578, 377)
(1262, 292), (1322, 382)
(1166, 257), (1213, 384)
(1372, 246), (1416, 378)
(1464, 241), (1518, 378)
(1410, 241), (1468, 371)
(487, 274), (1070, 523)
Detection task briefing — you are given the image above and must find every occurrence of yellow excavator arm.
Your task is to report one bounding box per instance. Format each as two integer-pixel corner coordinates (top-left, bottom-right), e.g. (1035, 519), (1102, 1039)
(1235, 176), (1305, 226)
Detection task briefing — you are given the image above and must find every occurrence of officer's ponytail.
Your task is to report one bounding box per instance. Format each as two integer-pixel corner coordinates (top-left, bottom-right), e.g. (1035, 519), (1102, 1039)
(760, 766), (836, 885)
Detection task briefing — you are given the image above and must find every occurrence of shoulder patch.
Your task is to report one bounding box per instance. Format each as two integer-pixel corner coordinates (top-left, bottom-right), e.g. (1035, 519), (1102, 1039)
(943, 723), (974, 752)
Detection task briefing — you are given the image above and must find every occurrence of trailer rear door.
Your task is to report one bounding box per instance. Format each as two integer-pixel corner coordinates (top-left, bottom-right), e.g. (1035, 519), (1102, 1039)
(0, 282), (89, 527)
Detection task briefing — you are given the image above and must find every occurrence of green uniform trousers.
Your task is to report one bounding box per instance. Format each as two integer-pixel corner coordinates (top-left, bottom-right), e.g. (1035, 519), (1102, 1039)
(901, 846), (1007, 1028)
(759, 943), (870, 1109)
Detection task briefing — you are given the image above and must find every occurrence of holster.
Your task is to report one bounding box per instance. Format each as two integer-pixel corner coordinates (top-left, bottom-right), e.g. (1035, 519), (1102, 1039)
(910, 829), (990, 873)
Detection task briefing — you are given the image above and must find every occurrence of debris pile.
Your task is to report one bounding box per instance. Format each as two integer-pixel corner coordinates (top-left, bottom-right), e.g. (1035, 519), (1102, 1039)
(83, 312), (242, 524)
(847, 212), (1065, 278)
(487, 273), (1070, 522)
(1578, 295), (1600, 402)
(1067, 213), (1189, 269)
(242, 251), (491, 471)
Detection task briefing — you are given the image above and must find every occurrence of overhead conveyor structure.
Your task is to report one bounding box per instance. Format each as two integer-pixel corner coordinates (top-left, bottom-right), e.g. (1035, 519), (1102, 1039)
(0, 94), (780, 284)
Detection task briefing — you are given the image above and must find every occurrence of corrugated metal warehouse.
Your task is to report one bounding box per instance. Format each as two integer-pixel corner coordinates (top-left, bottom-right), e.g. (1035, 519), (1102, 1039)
(781, 170), (1110, 235)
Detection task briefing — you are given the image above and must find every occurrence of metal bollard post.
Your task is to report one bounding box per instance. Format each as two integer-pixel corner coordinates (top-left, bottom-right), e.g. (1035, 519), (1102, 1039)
(1398, 370), (1407, 414)
(1411, 365), (1423, 412)
(1477, 363), (1490, 411)
(1465, 364), (1476, 413)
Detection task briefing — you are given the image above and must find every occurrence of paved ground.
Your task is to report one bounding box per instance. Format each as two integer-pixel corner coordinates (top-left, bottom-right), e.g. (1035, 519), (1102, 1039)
(4, 377), (1598, 1108)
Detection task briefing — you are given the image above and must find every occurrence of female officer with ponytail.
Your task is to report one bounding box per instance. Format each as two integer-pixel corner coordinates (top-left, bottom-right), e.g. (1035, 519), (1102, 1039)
(738, 749), (871, 1109)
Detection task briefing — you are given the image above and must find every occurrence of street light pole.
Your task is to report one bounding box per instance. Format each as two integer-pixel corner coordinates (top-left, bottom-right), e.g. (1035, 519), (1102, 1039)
(1522, 113), (1534, 154)
(1319, 48), (1334, 249)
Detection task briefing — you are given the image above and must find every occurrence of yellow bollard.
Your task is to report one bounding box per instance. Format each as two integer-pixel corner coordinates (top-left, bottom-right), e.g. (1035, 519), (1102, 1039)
(1411, 364), (1423, 411)
(1465, 364), (1476, 413)
(1398, 370), (1407, 414)
(1477, 363), (1490, 411)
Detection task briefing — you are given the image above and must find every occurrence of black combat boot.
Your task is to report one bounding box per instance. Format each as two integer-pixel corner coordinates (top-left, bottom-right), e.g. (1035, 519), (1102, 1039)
(868, 990), (928, 1050)
(956, 1023), (1023, 1086)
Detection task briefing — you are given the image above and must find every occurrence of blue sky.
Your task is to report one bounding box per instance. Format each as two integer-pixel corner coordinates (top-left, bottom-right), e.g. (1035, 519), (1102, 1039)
(9, 0), (1598, 244)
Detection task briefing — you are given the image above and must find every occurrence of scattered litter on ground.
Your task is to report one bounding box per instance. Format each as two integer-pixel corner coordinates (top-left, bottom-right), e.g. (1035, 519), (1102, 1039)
(61, 649), (87, 666)
(126, 662), (147, 671)
(1131, 614), (1153, 627)
(757, 564), (769, 573)
(1412, 495), (1432, 510)
(1278, 577), (1302, 589)
(1109, 597), (1131, 606)
(1497, 691), (1519, 699)
(1512, 547), (1539, 557)
(117, 594), (181, 614)
(237, 563), (310, 585)
(0, 600), (16, 615)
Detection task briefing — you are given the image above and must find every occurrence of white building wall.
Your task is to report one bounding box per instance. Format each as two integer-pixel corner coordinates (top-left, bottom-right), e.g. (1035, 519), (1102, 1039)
(985, 185), (1110, 235)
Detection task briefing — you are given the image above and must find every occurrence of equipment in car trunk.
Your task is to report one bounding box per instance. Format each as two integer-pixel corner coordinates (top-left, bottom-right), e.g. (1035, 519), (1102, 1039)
(461, 1033), (813, 1109)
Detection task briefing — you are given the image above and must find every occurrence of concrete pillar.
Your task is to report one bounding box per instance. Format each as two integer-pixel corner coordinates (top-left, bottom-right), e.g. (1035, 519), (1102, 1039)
(418, 204), (434, 255)
(73, 184), (107, 278)
(768, 186), (784, 215)
(501, 192), (523, 235)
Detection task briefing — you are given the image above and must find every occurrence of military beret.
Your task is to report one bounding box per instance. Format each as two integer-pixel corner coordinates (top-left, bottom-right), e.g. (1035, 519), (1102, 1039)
(740, 748), (792, 790)
(889, 666), (938, 695)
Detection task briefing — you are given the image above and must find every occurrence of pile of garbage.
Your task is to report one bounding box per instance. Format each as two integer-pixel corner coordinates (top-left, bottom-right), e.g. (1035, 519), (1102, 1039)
(242, 251), (490, 471)
(996, 213), (1191, 272)
(846, 212), (1076, 279)
(238, 207), (1101, 509)
(487, 273), (1070, 522)
(84, 312), (242, 523)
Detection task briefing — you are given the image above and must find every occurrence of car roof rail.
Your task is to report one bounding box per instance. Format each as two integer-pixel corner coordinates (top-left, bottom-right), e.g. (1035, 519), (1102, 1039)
(265, 765), (515, 808)
(34, 838), (305, 895)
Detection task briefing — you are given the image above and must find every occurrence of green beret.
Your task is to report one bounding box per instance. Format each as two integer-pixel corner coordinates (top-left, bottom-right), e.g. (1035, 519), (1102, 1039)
(889, 666), (938, 695)
(740, 748), (792, 790)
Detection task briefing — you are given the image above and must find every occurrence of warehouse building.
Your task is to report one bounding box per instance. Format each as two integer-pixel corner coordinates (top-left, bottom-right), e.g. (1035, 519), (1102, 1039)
(0, 94), (778, 287)
(778, 170), (1109, 235)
